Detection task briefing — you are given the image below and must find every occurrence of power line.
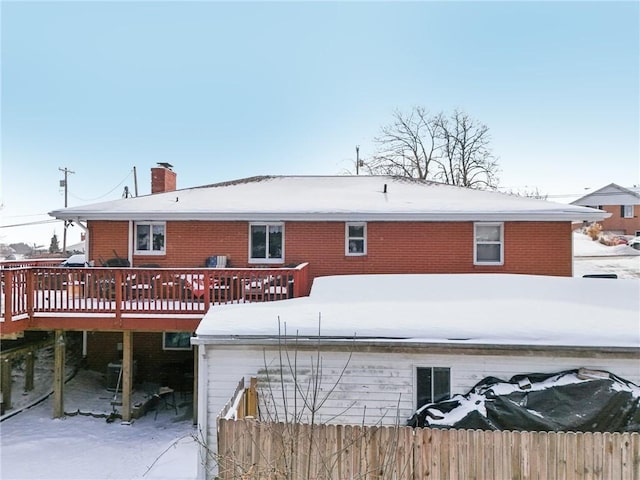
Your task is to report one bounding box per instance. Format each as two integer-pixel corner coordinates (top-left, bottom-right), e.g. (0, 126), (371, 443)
(69, 170), (134, 202)
(0, 219), (59, 229)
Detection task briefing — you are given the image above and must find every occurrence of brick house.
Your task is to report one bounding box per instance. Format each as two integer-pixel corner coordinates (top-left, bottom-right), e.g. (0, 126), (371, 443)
(52, 164), (607, 278)
(571, 183), (640, 236)
(1, 165), (608, 420)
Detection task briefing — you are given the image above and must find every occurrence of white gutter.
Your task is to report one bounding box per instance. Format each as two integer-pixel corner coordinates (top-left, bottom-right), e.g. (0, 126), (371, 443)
(50, 210), (611, 223)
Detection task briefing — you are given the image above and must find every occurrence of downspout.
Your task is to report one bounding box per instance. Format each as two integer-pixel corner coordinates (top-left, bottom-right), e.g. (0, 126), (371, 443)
(128, 221), (134, 266)
(74, 220), (90, 359)
(74, 220), (90, 262)
(195, 343), (209, 480)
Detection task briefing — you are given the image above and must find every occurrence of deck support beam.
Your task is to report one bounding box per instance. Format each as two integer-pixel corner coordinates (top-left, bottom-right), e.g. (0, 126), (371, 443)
(24, 351), (35, 392)
(53, 330), (65, 418)
(121, 330), (133, 422)
(1, 357), (12, 412)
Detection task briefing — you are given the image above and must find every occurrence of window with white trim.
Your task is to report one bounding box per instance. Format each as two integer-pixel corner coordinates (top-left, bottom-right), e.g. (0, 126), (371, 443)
(416, 367), (450, 409)
(346, 222), (367, 255)
(474, 222), (503, 265)
(249, 223), (284, 263)
(622, 205), (634, 218)
(135, 222), (165, 254)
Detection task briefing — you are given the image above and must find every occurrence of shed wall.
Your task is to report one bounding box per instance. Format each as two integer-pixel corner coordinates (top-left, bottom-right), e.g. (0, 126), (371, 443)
(202, 344), (639, 454)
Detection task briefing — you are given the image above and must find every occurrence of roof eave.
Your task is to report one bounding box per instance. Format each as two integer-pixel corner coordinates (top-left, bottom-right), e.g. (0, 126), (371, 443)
(190, 336), (639, 355)
(50, 211), (610, 223)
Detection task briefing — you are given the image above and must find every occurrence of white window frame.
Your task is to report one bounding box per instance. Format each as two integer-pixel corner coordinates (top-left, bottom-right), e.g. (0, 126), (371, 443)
(134, 221), (166, 255)
(415, 366), (451, 409)
(622, 205), (634, 218)
(474, 222), (504, 266)
(345, 222), (367, 256)
(162, 332), (193, 351)
(248, 222), (284, 264)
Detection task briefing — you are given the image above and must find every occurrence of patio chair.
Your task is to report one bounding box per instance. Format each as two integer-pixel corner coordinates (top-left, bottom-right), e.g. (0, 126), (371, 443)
(182, 256), (229, 300)
(127, 264), (161, 300)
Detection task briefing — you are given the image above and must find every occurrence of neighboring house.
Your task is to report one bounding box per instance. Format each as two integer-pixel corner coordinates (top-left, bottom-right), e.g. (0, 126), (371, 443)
(192, 273), (640, 475)
(571, 183), (640, 236)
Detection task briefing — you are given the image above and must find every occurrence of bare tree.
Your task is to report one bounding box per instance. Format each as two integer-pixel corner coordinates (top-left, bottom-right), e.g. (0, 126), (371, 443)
(435, 109), (499, 189)
(369, 106), (500, 190)
(368, 106), (442, 179)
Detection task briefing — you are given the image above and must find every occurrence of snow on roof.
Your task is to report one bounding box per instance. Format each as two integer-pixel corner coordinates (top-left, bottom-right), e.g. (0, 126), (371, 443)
(194, 273), (640, 349)
(50, 175), (607, 222)
(571, 183), (640, 206)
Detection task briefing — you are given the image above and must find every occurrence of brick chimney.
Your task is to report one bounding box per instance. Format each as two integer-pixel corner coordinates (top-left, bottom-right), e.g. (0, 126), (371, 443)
(151, 163), (177, 194)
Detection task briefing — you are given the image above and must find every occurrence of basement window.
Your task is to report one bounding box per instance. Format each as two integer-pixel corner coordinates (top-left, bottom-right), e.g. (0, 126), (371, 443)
(416, 367), (450, 409)
(474, 222), (504, 265)
(135, 222), (166, 254)
(163, 332), (192, 351)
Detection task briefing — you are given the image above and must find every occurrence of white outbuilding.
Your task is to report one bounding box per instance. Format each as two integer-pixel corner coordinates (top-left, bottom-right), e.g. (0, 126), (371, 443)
(192, 273), (640, 476)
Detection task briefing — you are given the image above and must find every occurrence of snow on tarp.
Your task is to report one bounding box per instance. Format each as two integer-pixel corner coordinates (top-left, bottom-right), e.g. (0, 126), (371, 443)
(407, 369), (640, 432)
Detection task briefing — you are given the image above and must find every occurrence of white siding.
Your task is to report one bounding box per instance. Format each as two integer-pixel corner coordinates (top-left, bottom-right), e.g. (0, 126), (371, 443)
(203, 345), (639, 439)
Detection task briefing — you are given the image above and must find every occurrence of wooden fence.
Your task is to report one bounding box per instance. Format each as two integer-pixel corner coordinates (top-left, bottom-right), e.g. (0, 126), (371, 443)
(217, 419), (640, 479)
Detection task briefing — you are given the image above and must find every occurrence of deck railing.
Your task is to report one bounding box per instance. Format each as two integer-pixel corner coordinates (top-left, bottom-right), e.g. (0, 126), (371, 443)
(1, 263), (311, 336)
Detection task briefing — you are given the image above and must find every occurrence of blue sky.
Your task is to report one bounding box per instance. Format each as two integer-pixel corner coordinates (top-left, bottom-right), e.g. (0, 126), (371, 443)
(1, 1), (638, 247)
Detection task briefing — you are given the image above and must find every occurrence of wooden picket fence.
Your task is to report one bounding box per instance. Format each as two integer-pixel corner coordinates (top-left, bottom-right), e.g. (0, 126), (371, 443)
(217, 419), (640, 479)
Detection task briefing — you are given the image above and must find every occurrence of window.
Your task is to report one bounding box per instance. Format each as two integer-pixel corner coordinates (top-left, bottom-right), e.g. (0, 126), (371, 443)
(346, 222), (367, 255)
(474, 222), (503, 265)
(135, 222), (165, 254)
(249, 223), (284, 263)
(163, 332), (192, 351)
(416, 367), (450, 409)
(622, 205), (634, 218)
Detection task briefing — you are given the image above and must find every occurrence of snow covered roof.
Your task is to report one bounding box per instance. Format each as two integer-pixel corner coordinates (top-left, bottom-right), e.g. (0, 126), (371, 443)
(50, 175), (608, 222)
(571, 183), (640, 207)
(194, 273), (640, 350)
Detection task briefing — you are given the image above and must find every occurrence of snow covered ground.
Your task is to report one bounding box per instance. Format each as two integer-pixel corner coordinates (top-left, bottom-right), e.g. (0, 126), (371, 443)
(0, 369), (199, 480)
(0, 231), (637, 480)
(572, 231), (640, 279)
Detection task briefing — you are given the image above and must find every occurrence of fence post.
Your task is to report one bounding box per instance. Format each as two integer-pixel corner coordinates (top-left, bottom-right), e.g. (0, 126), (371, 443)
(245, 377), (258, 417)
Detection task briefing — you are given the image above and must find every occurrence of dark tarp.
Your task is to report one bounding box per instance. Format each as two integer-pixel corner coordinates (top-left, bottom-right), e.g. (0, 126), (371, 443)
(407, 369), (640, 432)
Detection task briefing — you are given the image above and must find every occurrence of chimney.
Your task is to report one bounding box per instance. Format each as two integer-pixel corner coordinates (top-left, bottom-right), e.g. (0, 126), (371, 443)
(151, 163), (176, 194)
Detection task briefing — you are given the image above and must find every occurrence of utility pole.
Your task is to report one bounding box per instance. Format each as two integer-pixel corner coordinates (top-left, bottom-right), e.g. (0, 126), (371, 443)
(356, 146), (360, 176)
(59, 167), (75, 254)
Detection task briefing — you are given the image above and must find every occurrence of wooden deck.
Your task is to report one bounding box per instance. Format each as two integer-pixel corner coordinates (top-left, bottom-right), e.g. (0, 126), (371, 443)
(1, 263), (311, 337)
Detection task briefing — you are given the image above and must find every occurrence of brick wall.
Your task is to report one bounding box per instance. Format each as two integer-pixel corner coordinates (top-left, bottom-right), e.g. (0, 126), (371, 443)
(598, 205), (640, 236)
(87, 220), (573, 277)
(85, 332), (193, 388)
(88, 221), (130, 265)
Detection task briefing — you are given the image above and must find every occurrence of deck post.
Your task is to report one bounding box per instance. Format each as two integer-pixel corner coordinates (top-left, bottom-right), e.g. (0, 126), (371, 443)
(1, 357), (12, 411)
(53, 330), (65, 418)
(24, 351), (35, 392)
(121, 330), (133, 422)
